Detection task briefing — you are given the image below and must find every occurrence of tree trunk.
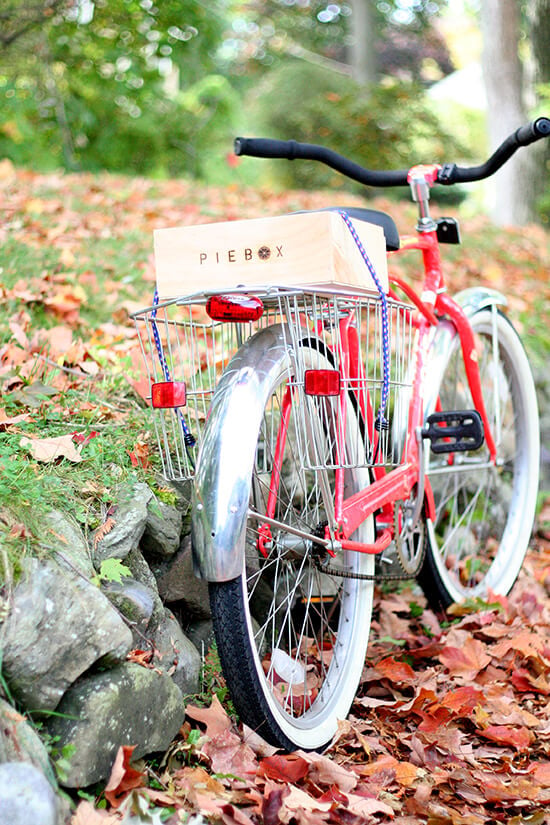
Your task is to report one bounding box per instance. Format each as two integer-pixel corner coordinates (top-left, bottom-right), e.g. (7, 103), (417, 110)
(480, 0), (533, 225)
(348, 0), (377, 85)
(528, 0), (550, 216)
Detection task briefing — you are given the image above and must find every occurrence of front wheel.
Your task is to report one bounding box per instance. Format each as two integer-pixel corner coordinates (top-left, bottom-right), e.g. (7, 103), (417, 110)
(419, 308), (539, 609)
(208, 335), (373, 751)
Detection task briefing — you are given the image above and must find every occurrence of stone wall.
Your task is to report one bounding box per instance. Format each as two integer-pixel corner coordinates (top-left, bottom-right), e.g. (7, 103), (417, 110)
(0, 480), (208, 824)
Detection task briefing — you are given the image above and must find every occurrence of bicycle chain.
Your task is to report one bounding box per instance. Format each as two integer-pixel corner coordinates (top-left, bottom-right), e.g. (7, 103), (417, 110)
(312, 532), (427, 582)
(313, 558), (416, 581)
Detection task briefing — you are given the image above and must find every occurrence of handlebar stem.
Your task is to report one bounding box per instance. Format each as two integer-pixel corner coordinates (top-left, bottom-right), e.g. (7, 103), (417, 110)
(408, 171), (437, 232)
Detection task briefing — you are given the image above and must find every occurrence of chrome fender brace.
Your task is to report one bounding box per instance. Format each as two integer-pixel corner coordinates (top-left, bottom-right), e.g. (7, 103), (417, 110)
(191, 324), (292, 582)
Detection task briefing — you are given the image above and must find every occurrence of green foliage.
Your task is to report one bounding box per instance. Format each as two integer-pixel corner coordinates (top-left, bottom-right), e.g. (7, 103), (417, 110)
(0, 0), (236, 177)
(91, 558), (132, 586)
(246, 61), (470, 191)
(51, 742), (76, 784)
(194, 643), (237, 718)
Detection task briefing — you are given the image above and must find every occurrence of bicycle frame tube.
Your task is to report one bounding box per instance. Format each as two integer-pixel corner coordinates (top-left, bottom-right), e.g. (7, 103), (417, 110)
(317, 230), (499, 551)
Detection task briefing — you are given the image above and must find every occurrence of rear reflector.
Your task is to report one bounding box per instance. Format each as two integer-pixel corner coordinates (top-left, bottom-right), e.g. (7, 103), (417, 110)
(206, 294), (264, 322)
(151, 381), (187, 408)
(304, 369), (341, 396)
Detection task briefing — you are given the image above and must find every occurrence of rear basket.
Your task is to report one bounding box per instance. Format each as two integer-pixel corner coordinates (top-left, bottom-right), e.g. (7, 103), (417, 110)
(132, 288), (414, 481)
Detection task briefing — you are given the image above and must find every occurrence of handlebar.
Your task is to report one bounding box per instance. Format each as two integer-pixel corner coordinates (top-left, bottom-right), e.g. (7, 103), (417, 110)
(234, 117), (550, 188)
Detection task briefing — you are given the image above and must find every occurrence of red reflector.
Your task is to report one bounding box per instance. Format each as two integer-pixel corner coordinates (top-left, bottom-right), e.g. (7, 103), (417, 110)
(206, 294), (264, 322)
(151, 381), (187, 408)
(304, 369), (341, 396)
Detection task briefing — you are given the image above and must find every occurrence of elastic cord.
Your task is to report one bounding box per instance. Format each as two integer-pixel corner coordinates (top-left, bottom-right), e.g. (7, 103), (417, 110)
(338, 212), (390, 432)
(151, 290), (196, 452)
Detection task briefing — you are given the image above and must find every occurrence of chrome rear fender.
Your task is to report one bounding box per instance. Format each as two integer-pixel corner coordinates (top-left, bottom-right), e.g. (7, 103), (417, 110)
(192, 324), (291, 582)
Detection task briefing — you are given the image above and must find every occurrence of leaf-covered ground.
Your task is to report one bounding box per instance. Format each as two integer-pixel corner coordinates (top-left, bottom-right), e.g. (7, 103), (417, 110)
(1, 160), (549, 824)
(78, 552), (550, 825)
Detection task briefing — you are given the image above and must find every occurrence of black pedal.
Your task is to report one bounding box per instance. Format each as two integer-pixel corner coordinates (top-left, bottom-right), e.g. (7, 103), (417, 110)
(422, 410), (484, 454)
(436, 218), (461, 244)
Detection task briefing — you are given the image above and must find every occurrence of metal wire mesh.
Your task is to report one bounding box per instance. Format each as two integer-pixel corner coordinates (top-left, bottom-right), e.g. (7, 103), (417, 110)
(132, 288), (414, 480)
(278, 291), (414, 470)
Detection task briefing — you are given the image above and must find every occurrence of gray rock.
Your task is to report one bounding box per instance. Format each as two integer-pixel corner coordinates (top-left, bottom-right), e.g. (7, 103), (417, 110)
(44, 510), (95, 579)
(141, 498), (183, 558)
(152, 609), (201, 696)
(163, 478), (193, 510)
(0, 698), (57, 789)
(93, 481), (153, 564)
(152, 536), (210, 619)
(0, 762), (58, 825)
(101, 578), (156, 632)
(185, 619), (216, 656)
(124, 547), (165, 631)
(45, 663), (184, 787)
(1, 558), (132, 711)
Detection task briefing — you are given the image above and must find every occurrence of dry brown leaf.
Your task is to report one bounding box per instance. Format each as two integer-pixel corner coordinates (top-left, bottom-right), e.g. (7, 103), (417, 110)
(70, 800), (119, 824)
(202, 728), (258, 778)
(186, 694), (233, 738)
(103, 745), (146, 808)
(93, 517), (116, 549)
(439, 637), (491, 681)
(0, 409), (32, 428)
(20, 434), (83, 463)
(296, 750), (358, 793)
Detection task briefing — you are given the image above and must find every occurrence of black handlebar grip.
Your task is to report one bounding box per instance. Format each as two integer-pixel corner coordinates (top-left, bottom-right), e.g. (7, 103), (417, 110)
(234, 137), (299, 160)
(515, 117), (550, 146)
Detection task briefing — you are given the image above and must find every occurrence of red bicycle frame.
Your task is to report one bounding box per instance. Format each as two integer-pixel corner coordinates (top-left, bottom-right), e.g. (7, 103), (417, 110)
(260, 170), (498, 558)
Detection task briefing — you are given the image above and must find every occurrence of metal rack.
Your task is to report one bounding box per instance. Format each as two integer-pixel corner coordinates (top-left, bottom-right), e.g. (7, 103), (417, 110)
(132, 287), (414, 481)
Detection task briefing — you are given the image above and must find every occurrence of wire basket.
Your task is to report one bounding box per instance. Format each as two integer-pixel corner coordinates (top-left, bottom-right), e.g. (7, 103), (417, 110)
(132, 288), (414, 481)
(277, 290), (414, 471)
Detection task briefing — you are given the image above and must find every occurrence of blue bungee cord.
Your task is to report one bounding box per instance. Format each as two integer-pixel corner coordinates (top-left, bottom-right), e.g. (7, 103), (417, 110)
(151, 289), (197, 460)
(338, 211), (390, 435)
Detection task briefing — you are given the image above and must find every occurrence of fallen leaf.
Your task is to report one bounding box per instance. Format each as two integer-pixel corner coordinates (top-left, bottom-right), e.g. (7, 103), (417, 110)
(241, 724), (279, 757)
(128, 440), (150, 468)
(439, 637), (491, 681)
(512, 667), (550, 695)
(361, 754), (419, 789)
(93, 517), (116, 549)
(10, 380), (59, 408)
(186, 694), (233, 738)
(71, 800), (119, 823)
(72, 430), (99, 447)
(259, 753), (310, 784)
(278, 785), (332, 816)
(0, 409), (32, 428)
(202, 728), (258, 778)
(478, 725), (532, 751)
(345, 790), (395, 818)
(492, 630), (545, 660)
(375, 655), (416, 685)
(20, 434), (83, 463)
(299, 750), (358, 792)
(530, 762), (550, 786)
(103, 745), (146, 807)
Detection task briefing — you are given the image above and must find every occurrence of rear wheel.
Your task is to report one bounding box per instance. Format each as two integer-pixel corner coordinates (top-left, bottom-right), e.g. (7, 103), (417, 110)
(419, 308), (539, 609)
(209, 342), (373, 751)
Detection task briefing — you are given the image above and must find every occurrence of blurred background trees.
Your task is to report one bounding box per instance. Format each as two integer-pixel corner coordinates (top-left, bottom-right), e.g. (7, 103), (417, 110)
(0, 0), (547, 223)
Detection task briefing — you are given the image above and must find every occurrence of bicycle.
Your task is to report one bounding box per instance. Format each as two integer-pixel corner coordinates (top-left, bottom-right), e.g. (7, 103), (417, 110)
(133, 117), (550, 752)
